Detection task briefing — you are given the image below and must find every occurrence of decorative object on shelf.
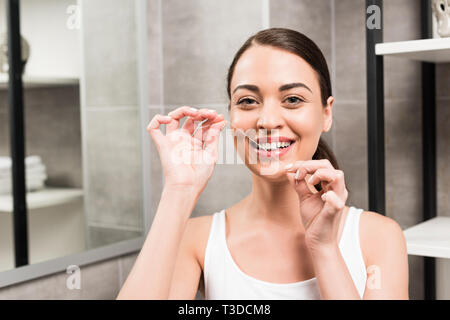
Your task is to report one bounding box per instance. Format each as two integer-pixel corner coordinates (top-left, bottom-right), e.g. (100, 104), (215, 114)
(0, 32), (30, 74)
(432, 0), (450, 37)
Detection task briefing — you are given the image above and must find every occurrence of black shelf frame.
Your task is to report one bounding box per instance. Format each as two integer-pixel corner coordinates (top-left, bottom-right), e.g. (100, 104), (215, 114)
(365, 0), (437, 299)
(6, 0), (29, 268)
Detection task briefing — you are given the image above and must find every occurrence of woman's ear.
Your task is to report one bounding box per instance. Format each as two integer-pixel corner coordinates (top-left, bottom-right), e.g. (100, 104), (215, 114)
(322, 96), (334, 133)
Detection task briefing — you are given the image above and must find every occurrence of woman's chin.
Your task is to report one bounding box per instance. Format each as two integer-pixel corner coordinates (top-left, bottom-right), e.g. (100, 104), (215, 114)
(251, 160), (292, 180)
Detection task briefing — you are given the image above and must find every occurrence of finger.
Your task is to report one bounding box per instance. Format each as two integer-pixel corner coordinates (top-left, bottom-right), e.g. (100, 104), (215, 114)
(204, 120), (227, 155)
(321, 190), (345, 218)
(285, 159), (334, 173)
(285, 169), (313, 200)
(180, 116), (196, 135)
(308, 168), (346, 197)
(146, 114), (172, 145)
(182, 113), (225, 137)
(284, 159), (334, 181)
(199, 114), (225, 141)
(192, 113), (222, 141)
(166, 106), (200, 134)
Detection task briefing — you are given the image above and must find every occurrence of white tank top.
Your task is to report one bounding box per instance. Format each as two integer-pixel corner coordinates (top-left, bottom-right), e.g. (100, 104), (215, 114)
(203, 206), (367, 299)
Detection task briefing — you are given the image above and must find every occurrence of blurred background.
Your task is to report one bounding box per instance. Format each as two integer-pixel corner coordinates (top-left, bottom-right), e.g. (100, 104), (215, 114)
(0, 0), (448, 299)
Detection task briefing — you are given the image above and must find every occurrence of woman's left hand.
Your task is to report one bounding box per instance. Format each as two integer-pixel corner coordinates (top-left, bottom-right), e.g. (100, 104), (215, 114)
(284, 159), (349, 252)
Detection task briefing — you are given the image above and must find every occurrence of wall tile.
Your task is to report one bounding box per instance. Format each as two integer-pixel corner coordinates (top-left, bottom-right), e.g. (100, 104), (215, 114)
(408, 255), (424, 300)
(333, 102), (368, 210)
(437, 99), (450, 218)
(85, 108), (143, 231)
(78, 257), (121, 299)
(385, 99), (423, 228)
(0, 93), (9, 156)
(148, 0), (163, 106)
(118, 252), (139, 288)
(88, 226), (141, 249)
(384, 0), (421, 43)
(0, 257), (120, 299)
(82, 0), (138, 107)
(335, 0), (367, 102)
(436, 63), (450, 99)
(270, 0), (332, 69)
(383, 0), (421, 100)
(161, 0), (263, 106)
(384, 58), (421, 100)
(437, 258), (450, 299)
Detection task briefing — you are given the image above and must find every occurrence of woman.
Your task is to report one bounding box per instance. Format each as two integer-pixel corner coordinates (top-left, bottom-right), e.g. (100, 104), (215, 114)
(117, 28), (409, 300)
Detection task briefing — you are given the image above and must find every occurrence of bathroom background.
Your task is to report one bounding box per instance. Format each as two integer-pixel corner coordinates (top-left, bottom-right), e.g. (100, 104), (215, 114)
(0, 0), (448, 299)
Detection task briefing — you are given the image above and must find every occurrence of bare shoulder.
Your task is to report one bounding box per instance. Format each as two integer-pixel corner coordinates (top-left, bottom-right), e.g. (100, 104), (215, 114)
(184, 214), (214, 269)
(359, 210), (407, 265)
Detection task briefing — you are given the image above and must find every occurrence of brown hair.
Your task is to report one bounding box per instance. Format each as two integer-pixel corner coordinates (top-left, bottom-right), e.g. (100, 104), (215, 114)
(226, 28), (340, 191)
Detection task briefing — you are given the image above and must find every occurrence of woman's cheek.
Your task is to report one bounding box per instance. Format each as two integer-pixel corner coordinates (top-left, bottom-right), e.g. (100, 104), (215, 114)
(288, 114), (318, 138)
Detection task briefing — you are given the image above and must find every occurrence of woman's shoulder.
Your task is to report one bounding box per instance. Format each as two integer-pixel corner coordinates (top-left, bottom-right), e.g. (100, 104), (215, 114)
(358, 209), (406, 266)
(185, 212), (219, 269)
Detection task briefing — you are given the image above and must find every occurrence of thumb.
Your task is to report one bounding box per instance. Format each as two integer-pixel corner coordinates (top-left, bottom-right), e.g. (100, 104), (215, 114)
(286, 170), (312, 200)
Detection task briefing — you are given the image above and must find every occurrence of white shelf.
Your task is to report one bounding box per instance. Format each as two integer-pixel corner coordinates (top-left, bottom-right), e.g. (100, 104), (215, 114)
(403, 217), (450, 259)
(375, 38), (450, 63)
(0, 187), (83, 212)
(0, 74), (79, 89)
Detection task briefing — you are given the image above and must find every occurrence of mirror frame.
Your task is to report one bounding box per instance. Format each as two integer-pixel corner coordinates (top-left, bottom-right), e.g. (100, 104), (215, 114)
(0, 0), (151, 288)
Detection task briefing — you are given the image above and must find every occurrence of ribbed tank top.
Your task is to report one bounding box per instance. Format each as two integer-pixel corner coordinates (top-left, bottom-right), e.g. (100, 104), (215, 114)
(203, 206), (367, 299)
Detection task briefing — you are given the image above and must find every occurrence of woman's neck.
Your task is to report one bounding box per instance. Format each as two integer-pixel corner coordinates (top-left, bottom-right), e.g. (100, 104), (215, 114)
(241, 173), (305, 230)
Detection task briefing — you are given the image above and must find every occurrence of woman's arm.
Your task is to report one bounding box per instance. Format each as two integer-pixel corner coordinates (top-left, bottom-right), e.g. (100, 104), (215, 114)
(284, 160), (409, 299)
(116, 185), (199, 299)
(116, 107), (226, 299)
(309, 243), (361, 299)
(310, 212), (409, 300)
(361, 212), (409, 299)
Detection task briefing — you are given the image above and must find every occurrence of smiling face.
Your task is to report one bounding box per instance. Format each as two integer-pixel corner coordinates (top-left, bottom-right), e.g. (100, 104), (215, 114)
(229, 44), (334, 180)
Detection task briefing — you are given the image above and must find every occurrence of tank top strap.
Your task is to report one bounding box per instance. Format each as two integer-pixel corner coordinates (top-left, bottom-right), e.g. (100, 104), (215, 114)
(203, 209), (226, 279)
(339, 206), (364, 249)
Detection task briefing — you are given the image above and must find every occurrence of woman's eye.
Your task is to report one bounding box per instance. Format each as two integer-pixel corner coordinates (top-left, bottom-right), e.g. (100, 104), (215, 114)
(237, 98), (257, 105)
(284, 96), (304, 104)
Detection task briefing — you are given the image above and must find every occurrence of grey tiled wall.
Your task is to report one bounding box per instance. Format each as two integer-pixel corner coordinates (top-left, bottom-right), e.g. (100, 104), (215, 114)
(80, 0), (144, 249)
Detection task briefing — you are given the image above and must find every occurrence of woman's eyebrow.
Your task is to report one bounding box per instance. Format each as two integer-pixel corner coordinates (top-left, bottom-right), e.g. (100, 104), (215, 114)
(232, 82), (312, 95)
(279, 82), (312, 93)
(232, 84), (260, 95)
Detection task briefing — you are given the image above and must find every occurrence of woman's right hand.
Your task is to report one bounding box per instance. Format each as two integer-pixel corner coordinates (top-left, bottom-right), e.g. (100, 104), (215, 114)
(147, 106), (227, 196)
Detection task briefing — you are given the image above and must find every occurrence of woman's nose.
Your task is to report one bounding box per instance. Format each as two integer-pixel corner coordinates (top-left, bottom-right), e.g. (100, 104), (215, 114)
(256, 104), (284, 132)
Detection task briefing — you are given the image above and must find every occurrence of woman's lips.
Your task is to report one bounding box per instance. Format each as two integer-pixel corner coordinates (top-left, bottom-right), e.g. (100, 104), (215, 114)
(249, 140), (296, 159)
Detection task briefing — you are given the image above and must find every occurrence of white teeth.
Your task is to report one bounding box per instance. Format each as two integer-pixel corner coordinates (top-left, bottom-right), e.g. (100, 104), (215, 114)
(258, 141), (292, 150)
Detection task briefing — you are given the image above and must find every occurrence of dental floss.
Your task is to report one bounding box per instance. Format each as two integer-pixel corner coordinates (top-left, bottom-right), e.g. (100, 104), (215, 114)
(192, 118), (209, 137)
(234, 128), (267, 151)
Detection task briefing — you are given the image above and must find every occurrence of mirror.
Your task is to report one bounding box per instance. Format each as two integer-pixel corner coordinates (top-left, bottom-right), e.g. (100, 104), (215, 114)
(0, 0), (145, 272)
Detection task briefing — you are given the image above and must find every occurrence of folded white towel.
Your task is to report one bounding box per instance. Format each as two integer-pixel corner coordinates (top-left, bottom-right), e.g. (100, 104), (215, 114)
(0, 163), (46, 178)
(0, 174), (47, 194)
(0, 155), (43, 171)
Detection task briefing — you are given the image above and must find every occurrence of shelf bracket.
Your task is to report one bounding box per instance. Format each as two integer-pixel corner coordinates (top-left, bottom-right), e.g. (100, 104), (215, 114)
(6, 0), (29, 267)
(421, 0), (436, 301)
(366, 0), (386, 215)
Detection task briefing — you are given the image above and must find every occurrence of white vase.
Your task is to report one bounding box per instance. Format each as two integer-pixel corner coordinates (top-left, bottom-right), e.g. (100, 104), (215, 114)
(432, 0), (450, 37)
(0, 32), (30, 74)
